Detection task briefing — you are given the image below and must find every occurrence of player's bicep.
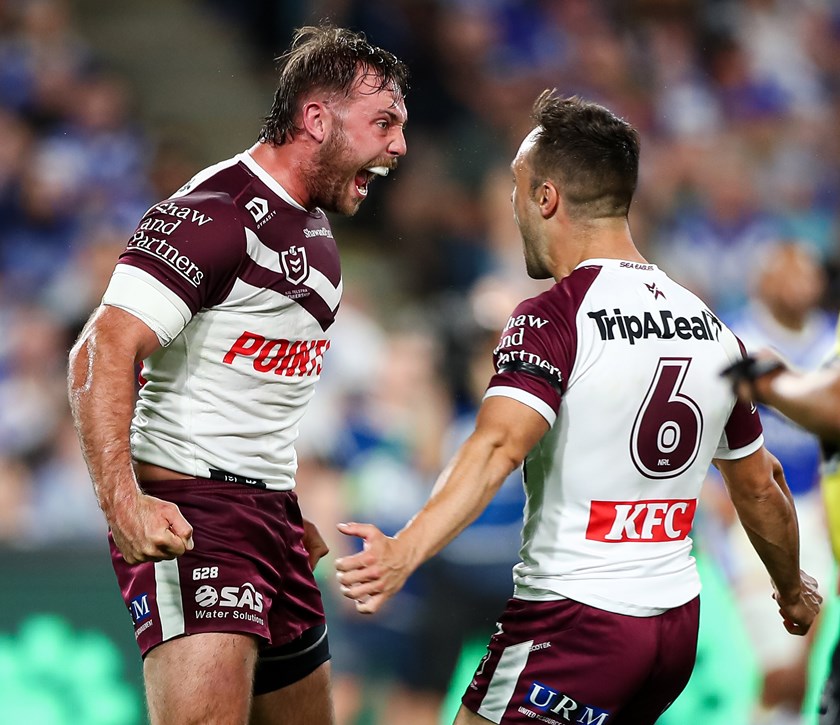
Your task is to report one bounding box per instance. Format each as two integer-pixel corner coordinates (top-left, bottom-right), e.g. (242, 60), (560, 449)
(474, 395), (550, 466)
(81, 304), (162, 363)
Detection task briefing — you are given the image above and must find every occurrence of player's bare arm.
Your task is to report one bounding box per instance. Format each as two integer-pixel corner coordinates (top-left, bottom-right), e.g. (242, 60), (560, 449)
(756, 362), (840, 444)
(715, 447), (822, 635)
(68, 305), (194, 564)
(723, 350), (840, 443)
(335, 396), (548, 613)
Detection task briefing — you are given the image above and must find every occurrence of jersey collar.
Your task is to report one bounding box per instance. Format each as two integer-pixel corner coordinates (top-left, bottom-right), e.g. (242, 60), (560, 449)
(238, 151), (308, 212)
(575, 258), (659, 271)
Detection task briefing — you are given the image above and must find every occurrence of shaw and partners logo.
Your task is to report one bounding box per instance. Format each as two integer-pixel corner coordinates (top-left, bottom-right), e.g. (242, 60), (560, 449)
(587, 308), (721, 345)
(521, 682), (610, 724)
(223, 331), (330, 376)
(586, 499), (697, 542)
(127, 230), (204, 287)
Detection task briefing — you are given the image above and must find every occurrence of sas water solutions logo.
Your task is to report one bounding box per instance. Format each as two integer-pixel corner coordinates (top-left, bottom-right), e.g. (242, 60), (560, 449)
(194, 581), (265, 626)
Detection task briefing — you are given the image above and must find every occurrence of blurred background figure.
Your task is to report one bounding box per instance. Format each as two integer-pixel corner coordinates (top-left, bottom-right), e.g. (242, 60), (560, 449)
(2, 1), (840, 723)
(721, 242), (837, 724)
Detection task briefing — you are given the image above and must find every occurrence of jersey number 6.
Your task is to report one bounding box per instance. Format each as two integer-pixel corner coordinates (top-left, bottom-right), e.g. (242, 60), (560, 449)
(630, 357), (703, 479)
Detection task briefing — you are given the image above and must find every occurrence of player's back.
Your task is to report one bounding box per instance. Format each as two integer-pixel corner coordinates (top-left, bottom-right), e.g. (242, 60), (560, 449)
(486, 259), (762, 615)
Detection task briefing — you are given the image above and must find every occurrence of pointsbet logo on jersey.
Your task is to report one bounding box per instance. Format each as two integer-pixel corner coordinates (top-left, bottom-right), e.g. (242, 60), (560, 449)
(223, 331), (330, 376)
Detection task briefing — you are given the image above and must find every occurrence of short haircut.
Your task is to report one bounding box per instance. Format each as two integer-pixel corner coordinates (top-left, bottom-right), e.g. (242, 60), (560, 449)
(529, 91), (640, 218)
(259, 24), (409, 145)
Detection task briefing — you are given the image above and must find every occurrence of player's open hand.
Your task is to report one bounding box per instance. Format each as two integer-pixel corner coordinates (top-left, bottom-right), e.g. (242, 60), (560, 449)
(334, 522), (412, 614)
(110, 493), (194, 565)
(774, 569), (822, 636)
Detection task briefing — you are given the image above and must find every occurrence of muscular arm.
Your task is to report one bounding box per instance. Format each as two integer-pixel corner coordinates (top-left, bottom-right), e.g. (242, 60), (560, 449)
(753, 363), (840, 443)
(68, 305), (193, 563)
(335, 396), (548, 613)
(715, 447), (821, 634)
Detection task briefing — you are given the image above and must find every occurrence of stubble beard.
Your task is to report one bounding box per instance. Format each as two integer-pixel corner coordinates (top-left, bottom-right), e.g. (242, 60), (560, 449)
(519, 225), (551, 280)
(304, 124), (362, 217)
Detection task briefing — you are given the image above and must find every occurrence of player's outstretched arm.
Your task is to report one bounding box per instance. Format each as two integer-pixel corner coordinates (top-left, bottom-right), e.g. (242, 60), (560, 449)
(715, 447), (822, 635)
(335, 396), (549, 614)
(723, 350), (840, 443)
(68, 305), (193, 564)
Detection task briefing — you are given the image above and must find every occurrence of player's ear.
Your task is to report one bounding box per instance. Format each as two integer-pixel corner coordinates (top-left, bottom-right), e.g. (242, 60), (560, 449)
(538, 180), (560, 219)
(300, 101), (328, 143)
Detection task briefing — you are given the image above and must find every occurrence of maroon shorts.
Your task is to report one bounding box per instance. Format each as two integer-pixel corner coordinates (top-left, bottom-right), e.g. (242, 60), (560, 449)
(110, 478), (326, 658)
(461, 596), (700, 725)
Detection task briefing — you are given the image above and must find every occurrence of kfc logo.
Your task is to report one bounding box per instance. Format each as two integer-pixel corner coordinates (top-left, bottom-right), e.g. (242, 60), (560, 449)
(586, 499), (696, 542)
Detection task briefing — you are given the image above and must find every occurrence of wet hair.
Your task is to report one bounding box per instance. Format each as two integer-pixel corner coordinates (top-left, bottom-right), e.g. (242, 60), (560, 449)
(529, 91), (640, 218)
(259, 24), (409, 145)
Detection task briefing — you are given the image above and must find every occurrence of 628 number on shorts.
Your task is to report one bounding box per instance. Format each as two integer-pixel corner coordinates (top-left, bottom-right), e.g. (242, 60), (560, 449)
(192, 566), (219, 580)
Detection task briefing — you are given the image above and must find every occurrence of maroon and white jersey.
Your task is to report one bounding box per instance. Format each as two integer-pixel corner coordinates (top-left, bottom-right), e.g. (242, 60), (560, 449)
(102, 151), (341, 490)
(485, 259), (762, 615)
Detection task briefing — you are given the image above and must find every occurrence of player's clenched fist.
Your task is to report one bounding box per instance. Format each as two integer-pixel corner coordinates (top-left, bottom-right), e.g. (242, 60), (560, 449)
(774, 569), (822, 636)
(110, 493), (194, 564)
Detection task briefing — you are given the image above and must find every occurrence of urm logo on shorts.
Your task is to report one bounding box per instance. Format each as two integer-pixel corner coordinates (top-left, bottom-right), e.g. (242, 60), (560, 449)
(526, 682), (610, 723)
(129, 594), (152, 624)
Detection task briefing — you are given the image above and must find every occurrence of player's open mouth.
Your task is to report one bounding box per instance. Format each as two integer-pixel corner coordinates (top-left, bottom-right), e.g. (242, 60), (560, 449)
(354, 166), (389, 197)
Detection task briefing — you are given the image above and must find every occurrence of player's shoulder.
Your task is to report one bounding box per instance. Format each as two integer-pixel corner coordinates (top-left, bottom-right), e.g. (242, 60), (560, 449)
(513, 265), (605, 321)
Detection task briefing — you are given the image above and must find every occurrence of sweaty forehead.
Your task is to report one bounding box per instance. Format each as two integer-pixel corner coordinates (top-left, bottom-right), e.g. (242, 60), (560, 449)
(352, 71), (407, 118)
(512, 127), (540, 173)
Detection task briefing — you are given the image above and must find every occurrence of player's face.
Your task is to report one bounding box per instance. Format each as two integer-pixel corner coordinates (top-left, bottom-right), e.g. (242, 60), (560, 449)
(308, 71), (407, 216)
(511, 130), (552, 279)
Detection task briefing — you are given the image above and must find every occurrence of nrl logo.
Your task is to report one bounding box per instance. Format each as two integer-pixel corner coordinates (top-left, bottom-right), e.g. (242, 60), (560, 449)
(281, 245), (309, 285)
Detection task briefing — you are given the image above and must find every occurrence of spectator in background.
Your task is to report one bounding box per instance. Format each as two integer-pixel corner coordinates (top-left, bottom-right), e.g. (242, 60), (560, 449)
(652, 139), (781, 316)
(724, 242), (837, 724)
(326, 325), (451, 725)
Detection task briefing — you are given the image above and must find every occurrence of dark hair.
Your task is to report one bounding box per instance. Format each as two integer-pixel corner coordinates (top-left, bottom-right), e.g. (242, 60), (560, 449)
(529, 91), (640, 218)
(259, 24), (409, 145)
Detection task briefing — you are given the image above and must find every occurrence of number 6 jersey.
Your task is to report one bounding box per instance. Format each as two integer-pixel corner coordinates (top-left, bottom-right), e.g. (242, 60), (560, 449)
(485, 258), (762, 616)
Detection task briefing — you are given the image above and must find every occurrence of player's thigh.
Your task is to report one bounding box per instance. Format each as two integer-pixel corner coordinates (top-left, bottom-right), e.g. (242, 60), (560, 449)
(250, 660), (334, 725)
(453, 704), (494, 724)
(144, 632), (258, 725)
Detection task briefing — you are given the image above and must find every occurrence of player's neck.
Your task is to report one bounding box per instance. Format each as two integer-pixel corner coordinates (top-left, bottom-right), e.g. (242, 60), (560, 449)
(553, 218), (645, 280)
(248, 141), (313, 210)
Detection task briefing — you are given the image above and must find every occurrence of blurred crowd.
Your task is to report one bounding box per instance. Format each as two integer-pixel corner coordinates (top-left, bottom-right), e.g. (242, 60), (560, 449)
(2, 0), (840, 723)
